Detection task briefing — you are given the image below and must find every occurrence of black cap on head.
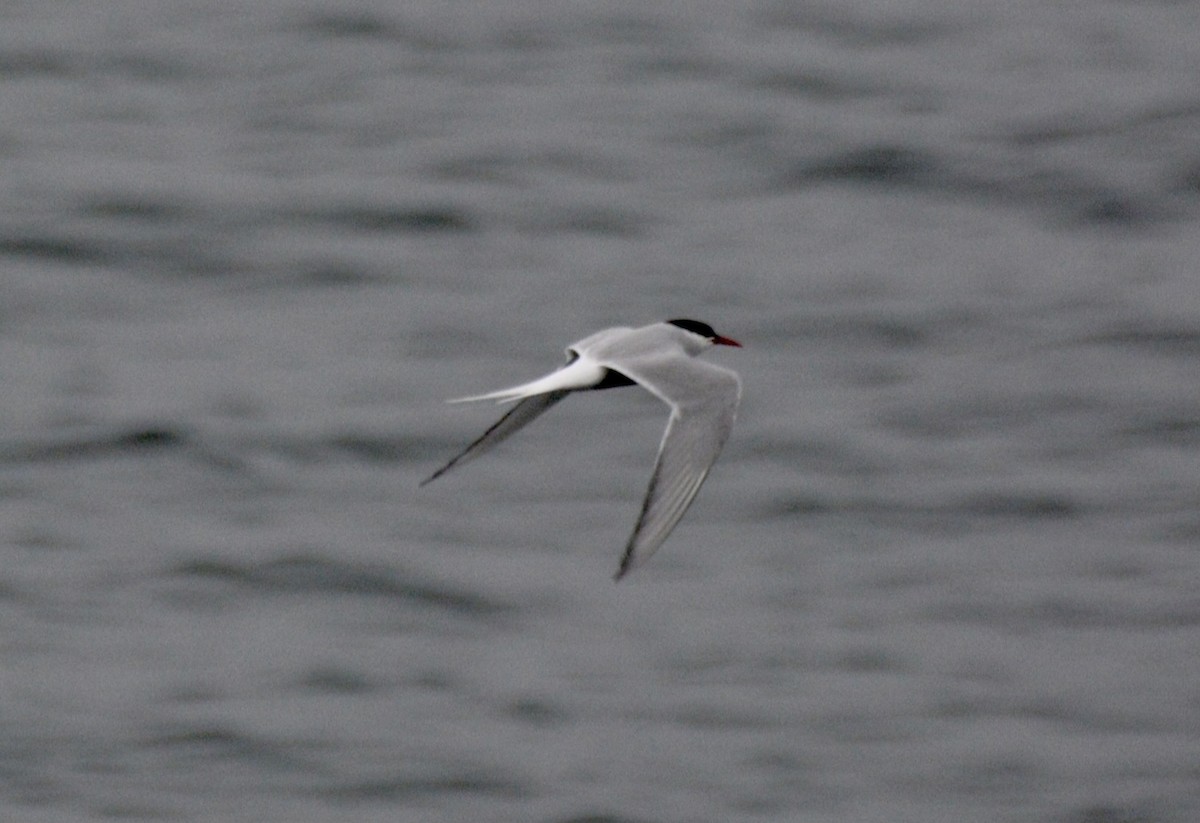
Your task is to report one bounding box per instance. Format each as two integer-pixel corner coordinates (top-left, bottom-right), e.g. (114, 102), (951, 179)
(666, 318), (718, 338)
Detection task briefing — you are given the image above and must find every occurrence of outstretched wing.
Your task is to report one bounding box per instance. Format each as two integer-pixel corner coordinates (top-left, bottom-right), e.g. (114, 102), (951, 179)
(420, 390), (570, 486)
(422, 344), (617, 485)
(606, 357), (741, 579)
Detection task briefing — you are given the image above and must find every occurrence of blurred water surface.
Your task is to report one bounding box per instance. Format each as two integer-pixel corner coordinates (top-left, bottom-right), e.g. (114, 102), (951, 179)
(2, 2), (1199, 821)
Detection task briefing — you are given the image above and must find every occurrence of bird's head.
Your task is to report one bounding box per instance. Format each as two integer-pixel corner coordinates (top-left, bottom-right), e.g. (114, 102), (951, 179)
(666, 318), (742, 349)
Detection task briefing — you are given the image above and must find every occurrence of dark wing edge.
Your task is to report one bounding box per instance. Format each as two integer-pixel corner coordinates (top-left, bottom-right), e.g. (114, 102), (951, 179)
(419, 390), (571, 487)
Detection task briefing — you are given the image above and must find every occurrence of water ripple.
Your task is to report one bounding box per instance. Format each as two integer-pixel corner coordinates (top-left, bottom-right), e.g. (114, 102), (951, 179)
(172, 554), (510, 617)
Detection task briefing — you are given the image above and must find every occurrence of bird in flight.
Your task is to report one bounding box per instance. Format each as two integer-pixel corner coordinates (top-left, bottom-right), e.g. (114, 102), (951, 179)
(421, 319), (742, 579)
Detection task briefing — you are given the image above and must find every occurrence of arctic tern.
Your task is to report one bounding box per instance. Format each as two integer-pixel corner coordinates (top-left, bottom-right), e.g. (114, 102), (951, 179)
(421, 319), (742, 579)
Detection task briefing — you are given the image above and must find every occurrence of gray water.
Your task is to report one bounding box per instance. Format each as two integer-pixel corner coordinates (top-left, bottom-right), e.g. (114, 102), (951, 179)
(2, 2), (1200, 821)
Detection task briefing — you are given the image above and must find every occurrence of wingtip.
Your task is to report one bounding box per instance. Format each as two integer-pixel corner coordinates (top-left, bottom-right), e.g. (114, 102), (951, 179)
(613, 549), (636, 581)
(418, 465), (447, 487)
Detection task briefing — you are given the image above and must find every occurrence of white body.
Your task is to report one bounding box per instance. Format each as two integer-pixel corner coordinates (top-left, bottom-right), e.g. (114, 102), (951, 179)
(422, 321), (742, 579)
